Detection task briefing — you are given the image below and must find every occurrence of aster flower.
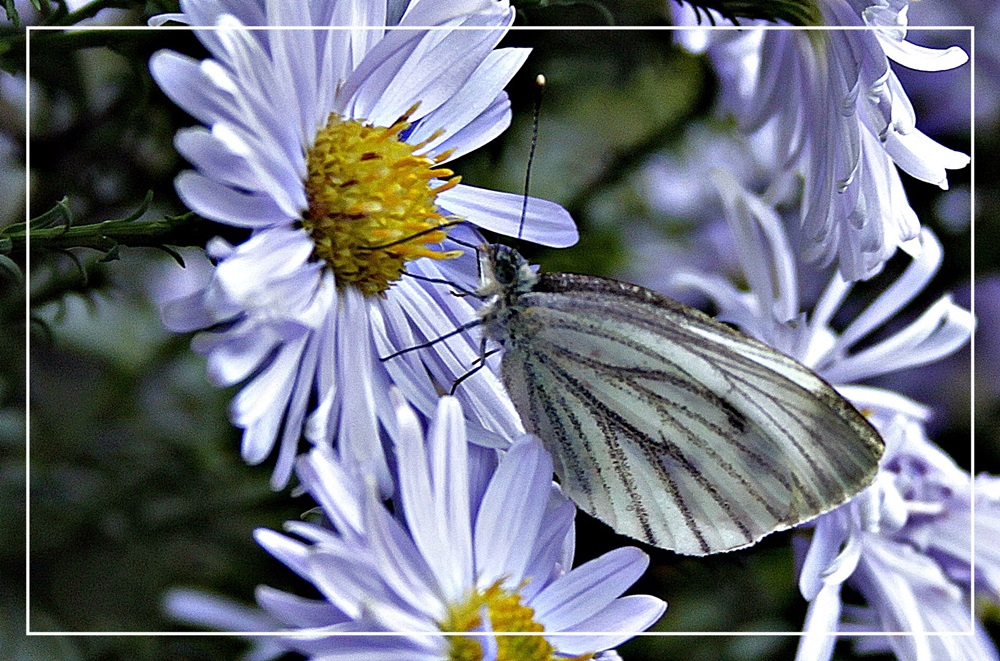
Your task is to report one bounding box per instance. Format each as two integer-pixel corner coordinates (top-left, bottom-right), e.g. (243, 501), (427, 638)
(670, 1), (970, 280)
(795, 418), (1000, 661)
(669, 173), (989, 660)
(150, 1), (578, 488)
(898, 0), (1000, 125)
(672, 170), (973, 394)
(166, 395), (665, 659)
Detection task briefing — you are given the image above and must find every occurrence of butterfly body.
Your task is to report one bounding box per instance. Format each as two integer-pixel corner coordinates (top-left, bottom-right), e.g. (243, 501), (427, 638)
(478, 245), (884, 556)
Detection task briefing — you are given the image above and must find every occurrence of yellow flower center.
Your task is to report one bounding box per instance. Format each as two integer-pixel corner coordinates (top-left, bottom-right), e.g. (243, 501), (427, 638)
(441, 581), (595, 661)
(302, 107), (462, 296)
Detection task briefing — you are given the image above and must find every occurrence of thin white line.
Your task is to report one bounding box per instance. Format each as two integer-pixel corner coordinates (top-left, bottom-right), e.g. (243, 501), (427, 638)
(24, 630), (984, 637)
(24, 24), (975, 31)
(22, 22), (977, 639)
(968, 23), (977, 639)
(24, 25), (32, 638)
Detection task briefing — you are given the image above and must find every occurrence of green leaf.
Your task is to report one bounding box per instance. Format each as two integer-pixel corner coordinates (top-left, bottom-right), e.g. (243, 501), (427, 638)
(2, 0), (21, 28)
(98, 243), (121, 263)
(30, 196), (73, 231)
(0, 255), (22, 286)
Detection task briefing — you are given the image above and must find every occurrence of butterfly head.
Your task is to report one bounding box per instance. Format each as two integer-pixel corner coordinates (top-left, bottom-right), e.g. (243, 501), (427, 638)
(476, 244), (538, 344)
(479, 244), (537, 297)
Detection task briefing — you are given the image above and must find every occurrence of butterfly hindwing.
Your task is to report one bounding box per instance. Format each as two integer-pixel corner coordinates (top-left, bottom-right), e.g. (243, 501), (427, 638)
(498, 272), (883, 555)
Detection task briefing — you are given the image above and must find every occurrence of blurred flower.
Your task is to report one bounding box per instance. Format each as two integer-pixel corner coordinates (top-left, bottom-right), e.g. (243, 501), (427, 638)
(168, 395), (665, 660)
(902, 0), (999, 126)
(164, 589), (288, 661)
(671, 172), (989, 661)
(674, 170), (973, 397)
(627, 119), (798, 303)
(0, 72), (25, 228)
(151, 1), (577, 488)
(796, 421), (1000, 661)
(970, 277), (1000, 403)
(670, 1), (970, 280)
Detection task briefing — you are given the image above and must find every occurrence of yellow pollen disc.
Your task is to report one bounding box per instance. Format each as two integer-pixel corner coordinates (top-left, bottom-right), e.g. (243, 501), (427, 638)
(441, 581), (595, 661)
(302, 109), (462, 296)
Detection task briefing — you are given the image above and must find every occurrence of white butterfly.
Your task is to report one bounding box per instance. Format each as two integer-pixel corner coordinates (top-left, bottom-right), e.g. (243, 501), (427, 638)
(476, 244), (884, 556)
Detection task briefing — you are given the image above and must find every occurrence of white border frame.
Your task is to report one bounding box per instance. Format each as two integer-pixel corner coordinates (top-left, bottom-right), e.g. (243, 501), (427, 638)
(23, 21), (978, 644)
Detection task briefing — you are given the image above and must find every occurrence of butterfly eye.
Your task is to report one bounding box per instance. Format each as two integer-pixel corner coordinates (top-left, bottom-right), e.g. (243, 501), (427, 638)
(496, 260), (516, 286)
(488, 249), (515, 287)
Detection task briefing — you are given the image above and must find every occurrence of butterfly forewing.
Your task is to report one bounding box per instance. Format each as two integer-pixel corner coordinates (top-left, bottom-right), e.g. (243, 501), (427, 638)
(497, 271), (883, 556)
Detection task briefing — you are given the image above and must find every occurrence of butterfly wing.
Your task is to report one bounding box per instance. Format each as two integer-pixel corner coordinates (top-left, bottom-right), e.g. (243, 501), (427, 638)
(499, 272), (884, 556)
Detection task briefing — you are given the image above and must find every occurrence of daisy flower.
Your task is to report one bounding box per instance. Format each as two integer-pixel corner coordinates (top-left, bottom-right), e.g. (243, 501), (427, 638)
(673, 170), (973, 393)
(669, 172), (988, 661)
(796, 420), (1000, 661)
(670, 0), (970, 280)
(150, 1), (577, 488)
(167, 395), (665, 660)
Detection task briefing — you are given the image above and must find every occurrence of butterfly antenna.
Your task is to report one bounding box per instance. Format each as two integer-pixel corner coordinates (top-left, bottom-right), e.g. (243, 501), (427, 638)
(518, 74), (546, 241)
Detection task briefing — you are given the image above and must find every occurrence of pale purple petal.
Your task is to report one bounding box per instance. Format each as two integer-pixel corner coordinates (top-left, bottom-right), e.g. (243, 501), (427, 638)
(545, 595), (665, 654)
(436, 185), (578, 247)
(531, 547), (650, 631)
(474, 436), (553, 587)
(175, 170), (293, 228)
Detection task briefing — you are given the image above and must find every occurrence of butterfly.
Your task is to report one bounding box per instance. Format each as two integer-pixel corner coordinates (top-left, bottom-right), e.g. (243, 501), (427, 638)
(475, 243), (884, 556)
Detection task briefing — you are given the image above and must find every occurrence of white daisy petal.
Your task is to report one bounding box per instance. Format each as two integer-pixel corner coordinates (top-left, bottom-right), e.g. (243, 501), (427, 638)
(437, 185), (579, 247)
(365, 27), (509, 128)
(256, 586), (344, 628)
(368, 296), (441, 416)
(304, 638), (440, 661)
(399, 0), (511, 26)
(531, 546), (650, 630)
(175, 170), (294, 228)
(160, 289), (218, 332)
(253, 528), (312, 581)
(305, 549), (393, 621)
(174, 126), (259, 192)
(519, 493), (576, 602)
(231, 337), (306, 465)
(474, 436), (553, 587)
(408, 47), (529, 153)
(359, 490), (447, 618)
(884, 128), (970, 188)
(202, 330), (279, 385)
(431, 91), (511, 163)
(272, 335), (321, 489)
(334, 292), (387, 488)
(545, 595), (667, 654)
(427, 398), (474, 596)
(825, 295), (976, 382)
(149, 50), (239, 127)
(214, 18), (304, 163)
(835, 228), (942, 351)
(265, 4), (317, 148)
(880, 37), (968, 72)
(795, 583), (843, 661)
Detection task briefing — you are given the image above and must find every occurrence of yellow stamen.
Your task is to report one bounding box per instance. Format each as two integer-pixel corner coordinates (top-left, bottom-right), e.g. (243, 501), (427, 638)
(303, 110), (462, 296)
(441, 580), (596, 661)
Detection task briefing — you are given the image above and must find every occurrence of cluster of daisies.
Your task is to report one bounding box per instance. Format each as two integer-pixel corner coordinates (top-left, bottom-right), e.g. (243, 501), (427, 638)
(149, 0), (992, 660)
